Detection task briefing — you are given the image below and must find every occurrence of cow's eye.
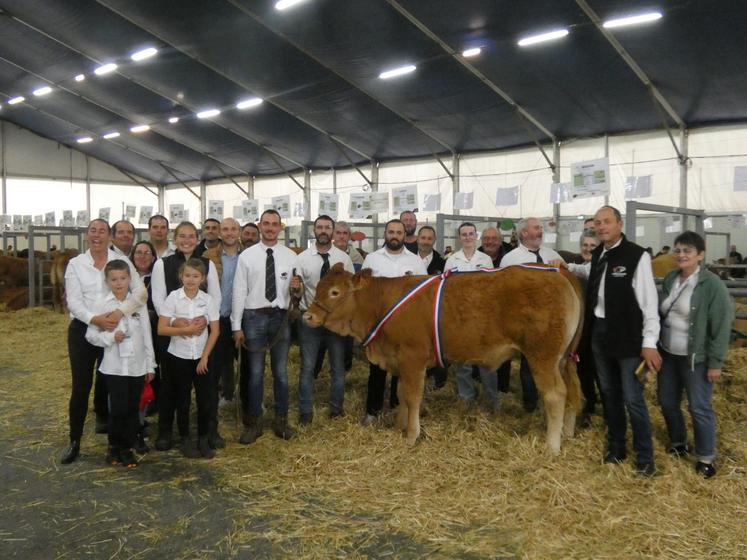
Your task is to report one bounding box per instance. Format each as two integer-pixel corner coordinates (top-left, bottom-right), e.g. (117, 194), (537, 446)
(330, 288), (340, 297)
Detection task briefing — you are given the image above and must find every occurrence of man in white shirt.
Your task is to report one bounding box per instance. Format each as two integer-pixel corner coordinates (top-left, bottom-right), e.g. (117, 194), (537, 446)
(232, 210), (299, 443)
(360, 219), (427, 425)
(499, 217), (563, 412)
(148, 215), (175, 259)
(295, 215), (355, 425)
(445, 223), (500, 412)
(110, 220), (135, 257)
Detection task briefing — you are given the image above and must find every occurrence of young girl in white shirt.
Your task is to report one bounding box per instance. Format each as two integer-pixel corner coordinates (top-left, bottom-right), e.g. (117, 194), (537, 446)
(86, 260), (155, 469)
(158, 259), (220, 459)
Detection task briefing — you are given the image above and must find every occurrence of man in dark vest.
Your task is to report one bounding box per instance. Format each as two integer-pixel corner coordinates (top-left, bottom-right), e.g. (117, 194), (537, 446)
(585, 206), (661, 476)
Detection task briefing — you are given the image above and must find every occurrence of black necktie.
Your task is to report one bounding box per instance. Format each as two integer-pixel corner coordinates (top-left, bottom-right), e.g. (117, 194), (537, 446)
(265, 248), (277, 302)
(320, 252), (330, 278)
(587, 253), (607, 306)
(529, 249), (544, 264)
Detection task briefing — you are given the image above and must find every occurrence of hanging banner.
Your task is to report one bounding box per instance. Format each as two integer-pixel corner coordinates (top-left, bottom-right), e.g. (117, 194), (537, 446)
(76, 210), (90, 227)
(62, 210), (74, 228)
(624, 175), (653, 200)
(349, 193), (371, 219)
(125, 205), (136, 220)
(12, 215), (22, 232)
(208, 200), (224, 220)
(22, 215), (32, 232)
(240, 199), (259, 223)
(495, 186), (519, 206)
(454, 192), (474, 210)
(33, 215), (43, 226)
(0, 215), (11, 231)
(370, 192), (389, 214)
(550, 182), (572, 203)
(318, 193), (339, 219)
(734, 166), (747, 192)
(169, 204), (185, 224)
(422, 193), (441, 212)
(571, 157), (610, 199)
(391, 185), (418, 214)
(139, 206), (153, 225)
(45, 212), (56, 227)
(293, 202), (305, 218)
(271, 195), (291, 219)
(99, 207), (111, 222)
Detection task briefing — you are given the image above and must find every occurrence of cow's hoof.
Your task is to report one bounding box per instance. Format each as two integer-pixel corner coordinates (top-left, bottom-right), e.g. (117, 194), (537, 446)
(547, 444), (562, 456)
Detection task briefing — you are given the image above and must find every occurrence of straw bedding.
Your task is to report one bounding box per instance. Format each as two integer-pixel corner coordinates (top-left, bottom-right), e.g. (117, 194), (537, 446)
(0, 307), (745, 559)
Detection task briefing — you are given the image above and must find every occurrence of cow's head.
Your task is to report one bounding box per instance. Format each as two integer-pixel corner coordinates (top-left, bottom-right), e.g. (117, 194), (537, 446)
(303, 263), (371, 334)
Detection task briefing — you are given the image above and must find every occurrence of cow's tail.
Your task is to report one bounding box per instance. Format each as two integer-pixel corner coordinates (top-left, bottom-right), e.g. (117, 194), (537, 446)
(559, 270), (584, 411)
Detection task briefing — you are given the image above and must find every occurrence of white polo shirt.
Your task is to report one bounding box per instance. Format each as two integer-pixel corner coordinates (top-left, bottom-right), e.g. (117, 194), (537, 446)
(445, 249), (493, 272)
(85, 291), (156, 377)
(499, 242), (562, 268)
(231, 241), (299, 331)
(296, 245), (354, 310)
(65, 249), (143, 325)
(150, 257), (221, 316)
(362, 247), (427, 278)
(160, 288), (220, 360)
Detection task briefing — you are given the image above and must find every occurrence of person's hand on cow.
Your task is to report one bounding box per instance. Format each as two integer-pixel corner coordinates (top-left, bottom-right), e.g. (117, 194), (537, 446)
(114, 330), (126, 343)
(233, 330), (245, 349)
(641, 347), (662, 373)
(548, 259), (568, 269)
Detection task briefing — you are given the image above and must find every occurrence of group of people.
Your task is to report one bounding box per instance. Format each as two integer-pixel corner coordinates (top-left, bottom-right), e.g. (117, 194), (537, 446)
(59, 205), (733, 479)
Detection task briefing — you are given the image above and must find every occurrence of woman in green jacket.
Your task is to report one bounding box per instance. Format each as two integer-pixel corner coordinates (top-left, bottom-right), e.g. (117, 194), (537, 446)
(657, 231), (733, 478)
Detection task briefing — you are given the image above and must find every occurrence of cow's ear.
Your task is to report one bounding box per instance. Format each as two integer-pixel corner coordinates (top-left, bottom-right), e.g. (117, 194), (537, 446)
(331, 262), (345, 274)
(350, 268), (372, 291)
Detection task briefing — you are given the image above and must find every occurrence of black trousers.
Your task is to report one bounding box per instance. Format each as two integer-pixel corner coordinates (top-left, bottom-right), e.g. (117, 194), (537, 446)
(577, 337), (599, 414)
(366, 363), (399, 415)
(67, 319), (107, 441)
(104, 374), (144, 452)
(162, 353), (214, 438)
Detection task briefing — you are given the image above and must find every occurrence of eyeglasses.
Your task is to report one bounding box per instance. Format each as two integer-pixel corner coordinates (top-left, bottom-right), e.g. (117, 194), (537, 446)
(134, 251), (153, 256)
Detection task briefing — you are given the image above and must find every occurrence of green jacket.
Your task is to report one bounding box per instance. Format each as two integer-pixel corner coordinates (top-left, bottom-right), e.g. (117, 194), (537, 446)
(661, 267), (734, 368)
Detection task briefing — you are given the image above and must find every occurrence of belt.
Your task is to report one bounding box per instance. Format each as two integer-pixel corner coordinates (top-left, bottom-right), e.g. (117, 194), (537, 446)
(248, 307), (287, 315)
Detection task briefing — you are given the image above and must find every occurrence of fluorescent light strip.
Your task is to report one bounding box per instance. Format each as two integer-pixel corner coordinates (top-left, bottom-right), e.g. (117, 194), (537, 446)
(74, 74), (85, 82)
(33, 86), (53, 97)
(236, 97), (263, 109)
(517, 28), (569, 47)
(379, 65), (416, 80)
(603, 11), (663, 29)
(197, 108), (221, 119)
(94, 63), (118, 76)
(77, 137), (93, 144)
(168, 117), (179, 124)
(8, 96), (25, 105)
(103, 132), (120, 139)
(275, 0), (308, 10)
(130, 47), (158, 61)
(462, 48), (481, 58)
(130, 124), (150, 133)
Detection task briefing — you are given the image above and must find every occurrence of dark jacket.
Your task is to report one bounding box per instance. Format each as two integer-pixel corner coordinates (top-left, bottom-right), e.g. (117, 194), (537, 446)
(425, 250), (446, 275)
(478, 242), (512, 268)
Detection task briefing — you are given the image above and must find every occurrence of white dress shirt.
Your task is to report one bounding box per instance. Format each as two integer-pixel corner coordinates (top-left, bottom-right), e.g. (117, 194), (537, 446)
(421, 252), (434, 269)
(109, 244), (128, 257)
(499, 242), (562, 268)
(231, 242), (299, 331)
(160, 288), (220, 360)
(65, 249), (143, 325)
(150, 257), (221, 316)
(155, 243), (176, 259)
(296, 245), (354, 310)
(361, 247), (428, 278)
(85, 291), (156, 377)
(445, 249), (493, 272)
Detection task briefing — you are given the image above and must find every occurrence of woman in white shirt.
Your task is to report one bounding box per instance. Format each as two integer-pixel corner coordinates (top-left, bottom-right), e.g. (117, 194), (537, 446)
(158, 259), (220, 459)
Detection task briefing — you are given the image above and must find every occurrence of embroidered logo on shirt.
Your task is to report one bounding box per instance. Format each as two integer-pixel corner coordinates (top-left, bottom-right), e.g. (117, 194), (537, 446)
(611, 265), (627, 277)
(405, 270), (413, 276)
(280, 272), (289, 280)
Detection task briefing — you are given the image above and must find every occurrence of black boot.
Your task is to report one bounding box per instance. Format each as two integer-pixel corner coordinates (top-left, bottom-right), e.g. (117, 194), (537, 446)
(239, 415), (263, 445)
(208, 429), (226, 449)
(95, 416), (109, 434)
(155, 432), (173, 451)
(135, 430), (149, 454)
(198, 436), (216, 459)
(60, 440), (80, 464)
(273, 414), (297, 440)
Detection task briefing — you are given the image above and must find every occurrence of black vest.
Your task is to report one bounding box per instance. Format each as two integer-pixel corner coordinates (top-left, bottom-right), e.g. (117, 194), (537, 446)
(586, 235), (646, 358)
(162, 251), (210, 296)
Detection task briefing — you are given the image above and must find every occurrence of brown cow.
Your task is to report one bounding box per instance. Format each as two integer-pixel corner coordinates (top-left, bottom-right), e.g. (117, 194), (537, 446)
(0, 255), (29, 287)
(304, 263), (584, 454)
(651, 253), (678, 278)
(50, 249), (80, 312)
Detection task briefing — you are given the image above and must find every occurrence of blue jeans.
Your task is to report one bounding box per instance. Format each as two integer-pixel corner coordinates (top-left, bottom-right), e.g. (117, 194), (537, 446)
(591, 319), (654, 464)
(242, 309), (290, 418)
(456, 363), (500, 409)
(657, 351), (716, 462)
(298, 319), (346, 415)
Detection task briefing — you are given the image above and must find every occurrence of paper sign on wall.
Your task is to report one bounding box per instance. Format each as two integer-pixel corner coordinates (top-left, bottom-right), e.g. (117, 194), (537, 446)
(370, 192), (389, 213)
(422, 193), (441, 212)
(391, 185), (418, 214)
(240, 199), (259, 223)
(0, 215), (10, 231)
(76, 210), (90, 227)
(544, 232), (557, 244)
(125, 205), (136, 219)
(571, 157), (610, 199)
(496, 186), (519, 206)
(22, 215), (32, 232)
(13, 215), (22, 231)
(349, 193), (371, 219)
(139, 206), (153, 225)
(454, 192), (474, 210)
(569, 231), (582, 242)
(293, 203), (305, 218)
(271, 195), (291, 219)
(45, 212), (55, 226)
(33, 215), (43, 226)
(99, 207), (111, 222)
(550, 182), (572, 203)
(62, 210), (74, 227)
(624, 175), (653, 200)
(169, 204), (185, 224)
(318, 193), (339, 219)
(208, 200), (224, 220)
(734, 166), (747, 192)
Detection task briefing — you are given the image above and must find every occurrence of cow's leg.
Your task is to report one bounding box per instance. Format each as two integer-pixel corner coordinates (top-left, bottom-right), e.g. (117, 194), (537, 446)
(399, 368), (425, 445)
(527, 357), (567, 455)
(395, 381), (408, 431)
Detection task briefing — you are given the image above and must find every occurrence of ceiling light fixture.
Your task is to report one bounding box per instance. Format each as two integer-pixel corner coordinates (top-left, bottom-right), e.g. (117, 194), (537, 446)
(130, 124), (150, 133)
(103, 132), (120, 139)
(77, 137), (93, 144)
(74, 74), (85, 82)
(236, 97), (263, 109)
(94, 63), (118, 76)
(130, 47), (158, 61)
(168, 116), (179, 124)
(517, 28), (569, 47)
(32, 86), (53, 97)
(7, 96), (25, 105)
(462, 48), (481, 58)
(379, 65), (416, 80)
(603, 11), (663, 29)
(196, 108), (221, 119)
(275, 0), (309, 11)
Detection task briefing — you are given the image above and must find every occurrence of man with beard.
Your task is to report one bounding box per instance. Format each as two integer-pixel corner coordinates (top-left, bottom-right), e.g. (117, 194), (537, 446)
(241, 222), (260, 248)
(500, 217), (563, 412)
(294, 215), (354, 425)
(110, 220), (135, 257)
(400, 210), (419, 254)
(360, 219), (427, 425)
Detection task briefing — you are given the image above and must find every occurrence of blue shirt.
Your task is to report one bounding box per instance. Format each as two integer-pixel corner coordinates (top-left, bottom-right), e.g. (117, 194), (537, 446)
(220, 250), (240, 317)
